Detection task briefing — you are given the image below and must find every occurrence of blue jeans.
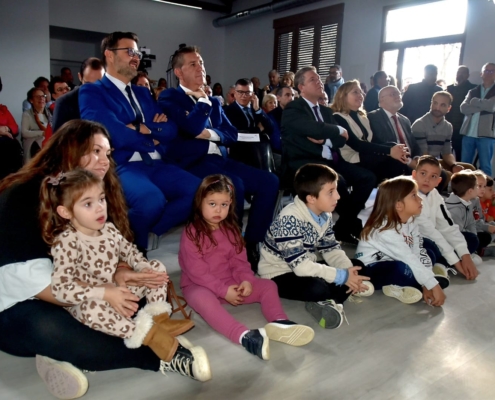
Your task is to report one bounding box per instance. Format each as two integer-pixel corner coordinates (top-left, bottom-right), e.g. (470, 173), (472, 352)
(362, 260), (450, 291)
(0, 299), (159, 371)
(117, 160), (201, 249)
(461, 136), (495, 176)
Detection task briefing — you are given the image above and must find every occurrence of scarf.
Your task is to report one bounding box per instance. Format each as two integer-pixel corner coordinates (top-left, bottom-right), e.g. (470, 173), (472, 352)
(326, 77), (344, 102)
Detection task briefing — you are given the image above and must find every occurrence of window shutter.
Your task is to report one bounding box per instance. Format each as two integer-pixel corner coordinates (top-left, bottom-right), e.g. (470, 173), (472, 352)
(296, 26), (315, 70)
(273, 4), (344, 76)
(318, 23), (339, 82)
(276, 32), (293, 75)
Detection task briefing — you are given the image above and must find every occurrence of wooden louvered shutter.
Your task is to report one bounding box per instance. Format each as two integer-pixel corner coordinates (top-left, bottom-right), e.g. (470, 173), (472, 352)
(276, 32), (293, 75)
(318, 23), (339, 83)
(296, 26), (315, 71)
(273, 4), (344, 78)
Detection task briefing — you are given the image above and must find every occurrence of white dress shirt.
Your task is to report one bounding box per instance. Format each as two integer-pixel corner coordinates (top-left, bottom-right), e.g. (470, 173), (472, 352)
(180, 84), (222, 156)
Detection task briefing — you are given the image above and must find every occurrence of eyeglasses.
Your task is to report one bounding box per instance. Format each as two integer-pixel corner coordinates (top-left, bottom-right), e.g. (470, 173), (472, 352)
(33, 94), (47, 100)
(235, 90), (253, 97)
(108, 48), (143, 60)
(56, 86), (70, 93)
(483, 69), (495, 74)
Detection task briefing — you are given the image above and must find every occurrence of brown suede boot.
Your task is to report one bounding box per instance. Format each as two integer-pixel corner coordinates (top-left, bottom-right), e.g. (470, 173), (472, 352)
(153, 313), (195, 337)
(142, 324), (179, 362)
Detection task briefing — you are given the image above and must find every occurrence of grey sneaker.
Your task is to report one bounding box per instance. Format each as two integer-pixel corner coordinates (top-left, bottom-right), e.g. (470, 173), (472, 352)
(305, 300), (346, 329)
(36, 355), (88, 399)
(382, 285), (422, 304)
(160, 344), (212, 382)
(241, 329), (270, 360)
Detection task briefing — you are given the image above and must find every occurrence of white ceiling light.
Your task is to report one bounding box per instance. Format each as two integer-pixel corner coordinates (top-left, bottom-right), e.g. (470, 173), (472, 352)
(152, 0), (202, 10)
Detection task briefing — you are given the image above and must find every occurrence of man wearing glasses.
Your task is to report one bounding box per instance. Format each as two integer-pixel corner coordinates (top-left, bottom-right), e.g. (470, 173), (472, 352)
(79, 31), (201, 255)
(225, 78), (273, 135)
(158, 46), (279, 272)
(460, 62), (495, 176)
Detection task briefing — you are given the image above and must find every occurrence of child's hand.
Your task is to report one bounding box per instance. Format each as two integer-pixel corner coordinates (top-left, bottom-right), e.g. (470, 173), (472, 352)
(488, 216), (494, 222)
(238, 281), (253, 297)
(103, 286), (140, 318)
(423, 284), (446, 307)
(225, 285), (244, 306)
(345, 266), (370, 294)
(488, 225), (495, 234)
(460, 255), (479, 280)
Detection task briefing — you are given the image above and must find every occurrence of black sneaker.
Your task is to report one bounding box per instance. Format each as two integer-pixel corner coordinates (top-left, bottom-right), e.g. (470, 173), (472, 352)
(159, 344), (212, 382)
(241, 329), (269, 360)
(305, 300), (346, 329)
(264, 320), (314, 346)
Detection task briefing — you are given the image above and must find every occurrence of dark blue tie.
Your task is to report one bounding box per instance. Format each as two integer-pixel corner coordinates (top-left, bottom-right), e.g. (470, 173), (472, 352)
(125, 85), (152, 165)
(242, 106), (255, 129)
(313, 105), (339, 164)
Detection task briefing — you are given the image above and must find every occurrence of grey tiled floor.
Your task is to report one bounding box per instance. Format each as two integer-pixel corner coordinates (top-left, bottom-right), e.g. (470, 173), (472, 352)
(2, 221), (495, 399)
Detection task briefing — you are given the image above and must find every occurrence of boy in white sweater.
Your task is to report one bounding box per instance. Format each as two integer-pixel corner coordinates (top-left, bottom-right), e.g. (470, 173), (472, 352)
(412, 156), (478, 280)
(258, 164), (371, 329)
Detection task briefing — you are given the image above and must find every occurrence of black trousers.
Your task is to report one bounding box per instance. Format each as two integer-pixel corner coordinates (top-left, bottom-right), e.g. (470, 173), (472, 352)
(359, 155), (412, 184)
(0, 299), (160, 371)
(271, 258), (365, 304)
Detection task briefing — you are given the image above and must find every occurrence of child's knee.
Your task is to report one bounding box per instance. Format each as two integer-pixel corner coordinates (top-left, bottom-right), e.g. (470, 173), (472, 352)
(149, 259), (167, 272)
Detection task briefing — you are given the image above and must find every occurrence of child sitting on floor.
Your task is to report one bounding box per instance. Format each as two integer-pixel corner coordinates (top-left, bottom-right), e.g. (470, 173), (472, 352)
(472, 171), (495, 255)
(412, 155), (478, 280)
(356, 176), (448, 306)
(178, 174), (314, 361)
(480, 175), (495, 223)
(445, 170), (490, 261)
(258, 164), (372, 330)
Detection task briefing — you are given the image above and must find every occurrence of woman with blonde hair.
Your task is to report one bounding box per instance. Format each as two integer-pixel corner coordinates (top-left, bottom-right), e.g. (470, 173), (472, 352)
(281, 71), (295, 88)
(262, 93), (278, 114)
(331, 80), (411, 182)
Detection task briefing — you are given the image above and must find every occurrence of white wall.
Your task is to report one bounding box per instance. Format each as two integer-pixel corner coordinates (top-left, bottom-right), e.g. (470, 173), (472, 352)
(224, 0), (495, 88)
(48, 0), (226, 86)
(0, 0), (50, 125)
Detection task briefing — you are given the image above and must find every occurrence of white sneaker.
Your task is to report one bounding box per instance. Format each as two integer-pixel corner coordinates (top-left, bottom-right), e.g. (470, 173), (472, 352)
(36, 355), (88, 399)
(382, 285), (422, 304)
(471, 254), (483, 266)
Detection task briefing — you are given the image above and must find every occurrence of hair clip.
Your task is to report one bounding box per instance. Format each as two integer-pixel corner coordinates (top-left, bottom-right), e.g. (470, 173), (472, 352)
(208, 179), (220, 186)
(48, 172), (65, 186)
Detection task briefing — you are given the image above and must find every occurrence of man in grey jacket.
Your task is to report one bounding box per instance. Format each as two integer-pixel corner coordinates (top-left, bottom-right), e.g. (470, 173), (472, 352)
(460, 62), (495, 176)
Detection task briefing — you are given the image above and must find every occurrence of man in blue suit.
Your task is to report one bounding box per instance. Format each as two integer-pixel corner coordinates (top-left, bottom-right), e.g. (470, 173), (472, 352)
(80, 32), (200, 250)
(158, 46), (279, 270)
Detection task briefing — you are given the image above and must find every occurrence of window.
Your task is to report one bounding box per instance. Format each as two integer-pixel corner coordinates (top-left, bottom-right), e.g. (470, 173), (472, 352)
(380, 0), (468, 89)
(273, 4), (344, 83)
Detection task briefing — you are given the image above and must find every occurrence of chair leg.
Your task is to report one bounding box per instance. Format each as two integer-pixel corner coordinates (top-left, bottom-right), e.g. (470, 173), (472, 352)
(167, 281), (192, 320)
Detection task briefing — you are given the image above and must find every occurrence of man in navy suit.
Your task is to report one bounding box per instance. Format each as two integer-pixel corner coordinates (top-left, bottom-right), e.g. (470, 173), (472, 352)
(80, 32), (200, 250)
(52, 57), (105, 132)
(158, 46), (279, 270)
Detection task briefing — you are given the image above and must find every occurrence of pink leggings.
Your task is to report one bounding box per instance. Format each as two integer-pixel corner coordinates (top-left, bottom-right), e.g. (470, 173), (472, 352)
(182, 278), (287, 344)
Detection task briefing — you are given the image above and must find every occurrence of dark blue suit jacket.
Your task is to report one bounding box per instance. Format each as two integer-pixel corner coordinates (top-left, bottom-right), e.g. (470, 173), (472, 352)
(79, 75), (178, 165)
(52, 86), (80, 132)
(158, 86), (237, 168)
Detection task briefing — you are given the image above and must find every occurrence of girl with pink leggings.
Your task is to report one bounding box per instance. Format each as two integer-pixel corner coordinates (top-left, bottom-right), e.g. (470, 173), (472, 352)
(179, 174), (314, 360)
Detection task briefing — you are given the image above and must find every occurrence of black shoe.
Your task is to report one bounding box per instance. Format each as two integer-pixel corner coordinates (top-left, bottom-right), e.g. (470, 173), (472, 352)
(246, 242), (260, 273)
(159, 344), (212, 382)
(241, 329), (269, 360)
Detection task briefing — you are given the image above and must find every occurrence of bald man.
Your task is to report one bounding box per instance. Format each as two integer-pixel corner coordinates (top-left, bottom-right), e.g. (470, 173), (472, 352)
(368, 85), (421, 169)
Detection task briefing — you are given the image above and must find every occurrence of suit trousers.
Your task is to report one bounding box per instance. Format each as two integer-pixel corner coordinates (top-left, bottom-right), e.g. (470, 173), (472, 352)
(117, 160), (201, 249)
(187, 154), (279, 243)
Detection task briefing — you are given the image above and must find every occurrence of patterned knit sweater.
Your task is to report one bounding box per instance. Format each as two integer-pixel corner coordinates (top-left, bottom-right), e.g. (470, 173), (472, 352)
(258, 196), (352, 281)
